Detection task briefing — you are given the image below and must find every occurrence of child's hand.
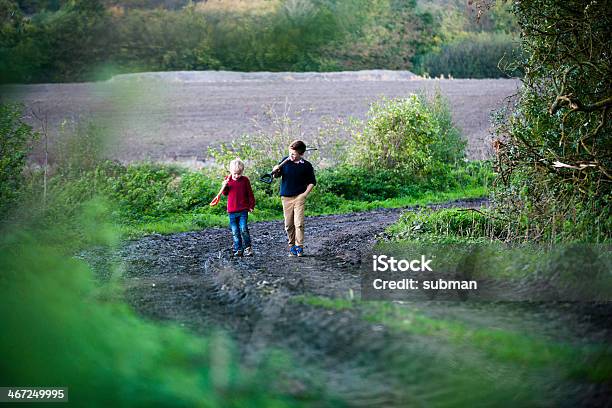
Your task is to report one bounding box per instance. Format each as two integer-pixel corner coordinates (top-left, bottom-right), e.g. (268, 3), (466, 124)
(249, 208), (254, 213)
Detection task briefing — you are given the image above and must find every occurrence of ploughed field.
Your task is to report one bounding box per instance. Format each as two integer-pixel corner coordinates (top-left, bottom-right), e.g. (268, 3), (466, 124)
(2, 71), (520, 164)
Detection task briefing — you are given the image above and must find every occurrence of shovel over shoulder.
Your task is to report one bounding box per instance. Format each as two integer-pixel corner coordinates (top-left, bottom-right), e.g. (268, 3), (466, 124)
(210, 175), (230, 206)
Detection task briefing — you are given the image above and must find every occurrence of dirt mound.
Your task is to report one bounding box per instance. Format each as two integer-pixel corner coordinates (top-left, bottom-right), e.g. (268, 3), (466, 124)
(108, 69), (422, 83)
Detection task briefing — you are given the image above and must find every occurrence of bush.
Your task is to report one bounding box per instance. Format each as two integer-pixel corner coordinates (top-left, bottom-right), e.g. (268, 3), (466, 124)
(96, 162), (236, 219)
(351, 92), (466, 178)
(316, 166), (405, 201)
(418, 33), (519, 78)
(207, 103), (348, 176)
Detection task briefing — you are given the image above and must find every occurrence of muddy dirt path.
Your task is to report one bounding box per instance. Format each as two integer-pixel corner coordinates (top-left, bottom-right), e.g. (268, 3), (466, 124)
(93, 199), (610, 406)
(117, 205), (410, 334)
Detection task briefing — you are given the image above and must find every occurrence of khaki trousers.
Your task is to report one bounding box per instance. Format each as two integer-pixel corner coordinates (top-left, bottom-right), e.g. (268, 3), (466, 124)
(281, 193), (307, 247)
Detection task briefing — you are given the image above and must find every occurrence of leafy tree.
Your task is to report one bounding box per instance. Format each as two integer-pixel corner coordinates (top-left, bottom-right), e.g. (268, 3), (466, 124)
(486, 0), (612, 241)
(0, 0), (31, 82)
(36, 0), (112, 81)
(320, 0), (437, 71)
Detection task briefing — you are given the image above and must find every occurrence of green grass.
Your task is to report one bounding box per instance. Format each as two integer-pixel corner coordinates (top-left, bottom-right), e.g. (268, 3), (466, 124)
(119, 185), (488, 238)
(118, 212), (230, 237)
(117, 211), (287, 238)
(380, 205), (612, 298)
(294, 295), (612, 383)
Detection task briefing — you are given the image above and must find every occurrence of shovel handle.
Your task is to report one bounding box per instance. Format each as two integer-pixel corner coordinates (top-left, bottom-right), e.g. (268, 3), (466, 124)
(272, 157), (292, 175)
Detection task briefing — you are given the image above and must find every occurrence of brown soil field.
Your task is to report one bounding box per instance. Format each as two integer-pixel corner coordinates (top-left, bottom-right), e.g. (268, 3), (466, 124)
(2, 71), (520, 165)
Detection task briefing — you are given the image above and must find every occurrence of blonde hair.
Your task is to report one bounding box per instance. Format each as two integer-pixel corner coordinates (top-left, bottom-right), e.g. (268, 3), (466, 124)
(229, 158), (245, 174)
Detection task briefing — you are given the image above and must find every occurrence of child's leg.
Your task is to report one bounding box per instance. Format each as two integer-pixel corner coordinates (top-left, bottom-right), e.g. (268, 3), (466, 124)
(294, 194), (306, 247)
(281, 196), (296, 246)
(229, 213), (242, 251)
(238, 211), (251, 249)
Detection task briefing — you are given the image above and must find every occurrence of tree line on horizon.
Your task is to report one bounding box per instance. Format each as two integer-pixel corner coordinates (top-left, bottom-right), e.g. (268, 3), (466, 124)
(0, 0), (518, 83)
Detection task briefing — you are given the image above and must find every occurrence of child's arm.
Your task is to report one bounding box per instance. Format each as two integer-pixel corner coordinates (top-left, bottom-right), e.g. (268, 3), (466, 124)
(272, 157), (291, 176)
(210, 176), (230, 207)
(221, 176), (230, 196)
(301, 163), (317, 196)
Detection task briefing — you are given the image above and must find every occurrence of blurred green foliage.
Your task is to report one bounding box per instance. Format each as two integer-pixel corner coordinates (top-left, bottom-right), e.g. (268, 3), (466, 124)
(0, 103), (37, 219)
(0, 197), (330, 406)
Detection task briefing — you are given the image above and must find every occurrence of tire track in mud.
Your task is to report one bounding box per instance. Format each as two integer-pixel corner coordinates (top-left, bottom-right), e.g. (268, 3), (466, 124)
(98, 198), (610, 406)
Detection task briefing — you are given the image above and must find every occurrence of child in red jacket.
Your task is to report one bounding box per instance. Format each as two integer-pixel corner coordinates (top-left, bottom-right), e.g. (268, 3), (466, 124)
(222, 158), (255, 256)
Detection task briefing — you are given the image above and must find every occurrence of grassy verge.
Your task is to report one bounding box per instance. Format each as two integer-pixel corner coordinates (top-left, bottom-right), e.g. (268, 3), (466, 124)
(378, 205), (612, 302)
(118, 185), (488, 238)
(294, 295), (612, 392)
(30, 160), (492, 239)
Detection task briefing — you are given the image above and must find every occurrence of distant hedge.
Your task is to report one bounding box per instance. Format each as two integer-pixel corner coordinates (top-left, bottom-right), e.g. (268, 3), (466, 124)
(0, 0), (435, 83)
(0, 0), (520, 83)
(418, 33), (520, 79)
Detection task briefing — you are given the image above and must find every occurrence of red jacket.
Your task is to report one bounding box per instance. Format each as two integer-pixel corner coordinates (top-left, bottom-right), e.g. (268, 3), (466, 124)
(222, 176), (255, 213)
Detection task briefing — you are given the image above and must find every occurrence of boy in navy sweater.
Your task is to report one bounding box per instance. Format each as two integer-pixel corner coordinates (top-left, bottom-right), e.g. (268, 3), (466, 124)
(272, 140), (316, 257)
(222, 158), (256, 257)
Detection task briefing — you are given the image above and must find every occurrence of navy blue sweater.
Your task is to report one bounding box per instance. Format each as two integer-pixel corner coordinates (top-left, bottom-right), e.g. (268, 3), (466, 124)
(278, 157), (316, 197)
